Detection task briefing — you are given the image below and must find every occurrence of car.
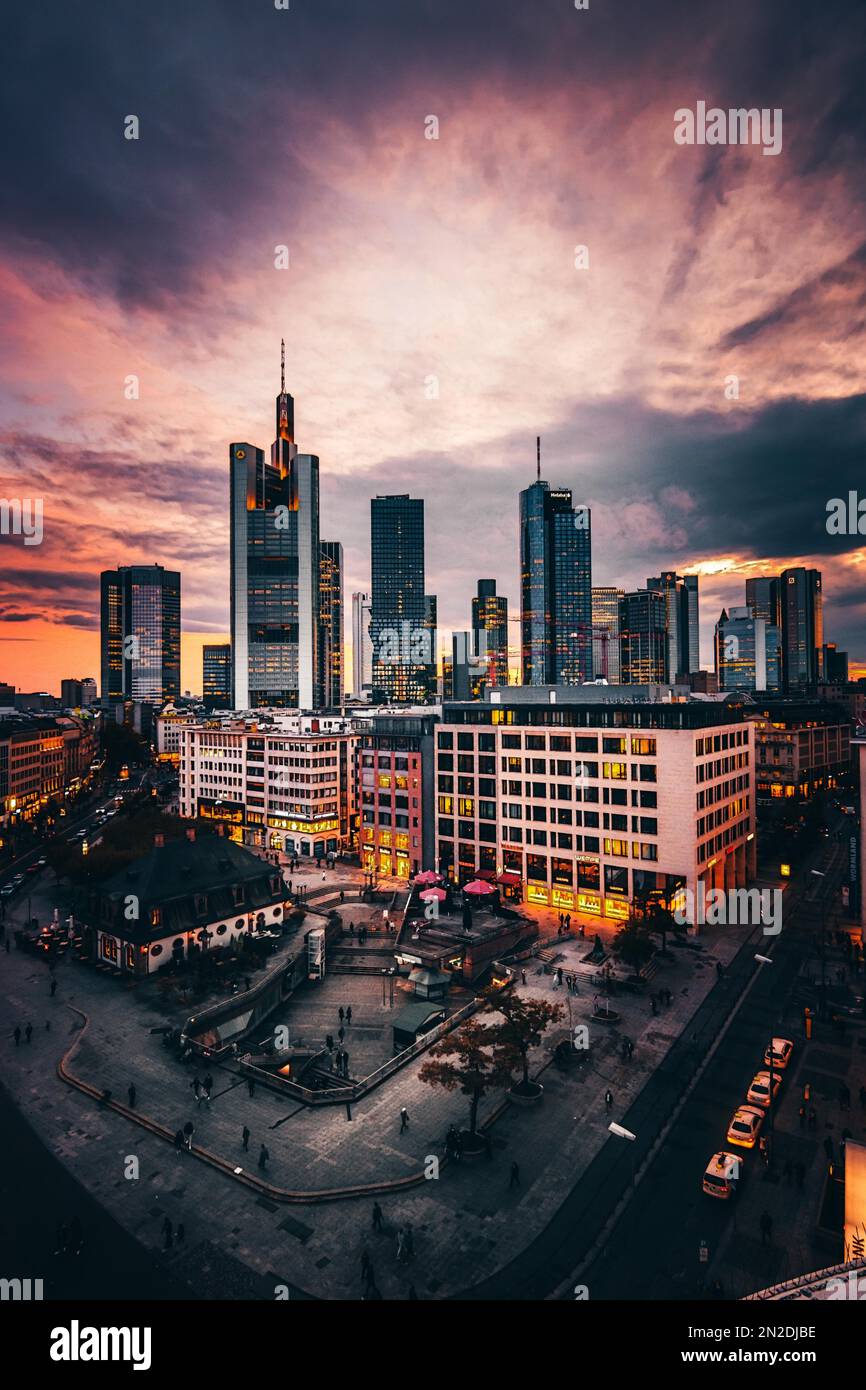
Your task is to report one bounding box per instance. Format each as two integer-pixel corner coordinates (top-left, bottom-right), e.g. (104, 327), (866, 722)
(763, 1037), (794, 1070)
(11, 875), (25, 888)
(727, 1105), (765, 1149)
(36, 857), (46, 867)
(746, 1071), (782, 1109)
(703, 1151), (742, 1199)
(25, 863), (40, 875)
(0, 885), (15, 900)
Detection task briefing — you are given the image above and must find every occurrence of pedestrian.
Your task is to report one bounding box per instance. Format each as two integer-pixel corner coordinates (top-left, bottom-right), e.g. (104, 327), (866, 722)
(191, 1076), (201, 1101)
(338, 1006), (345, 1025)
(50, 979), (57, 997)
(361, 1248), (371, 1278)
(759, 1210), (773, 1246)
(566, 913), (571, 931)
(242, 1125), (250, 1152)
(174, 1129), (185, 1156)
(400, 1107), (409, 1133)
(248, 1077), (255, 1098)
(128, 1083), (136, 1108)
(346, 1005), (352, 1025)
(396, 1228), (407, 1264)
(340, 890), (345, 904)
(521, 970), (527, 986)
(203, 1074), (213, 1104)
(13, 1025), (20, 1046)
(338, 1025), (345, 1044)
(372, 1201), (384, 1232)
(715, 961), (723, 979)
(509, 1161), (520, 1189)
(604, 1089), (613, 1109)
(183, 1121), (194, 1152)
(326, 1033), (334, 1051)
(258, 1143), (269, 1170)
(24, 1022), (32, 1044)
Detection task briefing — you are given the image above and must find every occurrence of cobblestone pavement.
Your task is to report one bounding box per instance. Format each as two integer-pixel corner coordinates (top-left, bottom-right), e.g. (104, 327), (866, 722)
(0, 863), (759, 1300)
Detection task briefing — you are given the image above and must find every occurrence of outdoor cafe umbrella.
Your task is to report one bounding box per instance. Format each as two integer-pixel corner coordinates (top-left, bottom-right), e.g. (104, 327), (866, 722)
(415, 870), (443, 886)
(419, 887), (447, 902)
(463, 879), (495, 896)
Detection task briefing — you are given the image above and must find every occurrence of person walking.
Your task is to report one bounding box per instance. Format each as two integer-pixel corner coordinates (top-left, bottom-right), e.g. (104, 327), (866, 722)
(13, 1025), (20, 1046)
(24, 1022), (32, 1044)
(242, 1125), (250, 1152)
(338, 1025), (345, 1045)
(128, 1083), (136, 1109)
(247, 1077), (255, 1098)
(191, 1076), (201, 1102)
(759, 1210), (773, 1246)
(372, 1201), (384, 1232)
(203, 1074), (213, 1104)
(183, 1121), (194, 1152)
(509, 1161), (520, 1189)
(258, 1143), (269, 1171)
(400, 1107), (409, 1133)
(338, 1006), (345, 1025)
(174, 1129), (185, 1157)
(604, 1089), (613, 1109)
(346, 1005), (352, 1025)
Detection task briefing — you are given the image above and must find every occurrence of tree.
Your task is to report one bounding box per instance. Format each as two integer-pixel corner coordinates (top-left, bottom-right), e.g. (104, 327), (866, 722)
(419, 1017), (504, 1141)
(484, 987), (562, 1093)
(612, 918), (655, 976)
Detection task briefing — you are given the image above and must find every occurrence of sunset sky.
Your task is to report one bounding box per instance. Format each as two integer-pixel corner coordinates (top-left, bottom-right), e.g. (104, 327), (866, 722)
(1, 0), (865, 693)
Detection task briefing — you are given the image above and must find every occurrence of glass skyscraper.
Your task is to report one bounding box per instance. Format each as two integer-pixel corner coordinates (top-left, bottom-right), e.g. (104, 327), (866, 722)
(370, 495), (436, 702)
(619, 589), (667, 684)
(646, 571), (700, 680)
(202, 643), (232, 709)
(100, 564), (180, 705)
(471, 578), (509, 690)
(318, 540), (344, 707)
(780, 567), (823, 690)
(591, 586), (624, 682)
(715, 606), (768, 691)
(230, 344), (321, 709)
(519, 472), (592, 686)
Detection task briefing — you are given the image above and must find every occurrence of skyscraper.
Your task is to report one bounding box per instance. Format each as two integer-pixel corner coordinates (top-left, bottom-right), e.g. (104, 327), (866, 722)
(471, 579), (509, 690)
(715, 606), (768, 691)
(100, 564), (181, 705)
(619, 589), (667, 684)
(745, 576), (781, 628)
(202, 643), (232, 709)
(230, 342), (320, 710)
(646, 571), (700, 680)
(370, 495), (436, 702)
(591, 587), (623, 682)
(780, 567), (823, 690)
(318, 541), (344, 707)
(351, 592), (373, 698)
(519, 442), (592, 685)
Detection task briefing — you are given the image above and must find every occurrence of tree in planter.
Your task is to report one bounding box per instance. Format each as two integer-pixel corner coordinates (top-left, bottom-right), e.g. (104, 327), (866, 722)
(645, 898), (685, 958)
(419, 1017), (504, 1145)
(484, 989), (562, 1096)
(612, 917), (655, 977)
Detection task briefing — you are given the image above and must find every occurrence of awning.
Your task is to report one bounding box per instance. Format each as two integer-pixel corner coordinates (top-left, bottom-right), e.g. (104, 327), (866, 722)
(497, 871), (522, 886)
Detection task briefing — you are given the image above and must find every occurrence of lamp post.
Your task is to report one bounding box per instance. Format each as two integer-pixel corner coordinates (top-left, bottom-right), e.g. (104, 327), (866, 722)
(609, 1121), (638, 1187)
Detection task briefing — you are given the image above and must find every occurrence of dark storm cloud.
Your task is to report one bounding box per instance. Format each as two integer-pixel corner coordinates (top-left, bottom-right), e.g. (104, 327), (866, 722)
(3, 0), (864, 308)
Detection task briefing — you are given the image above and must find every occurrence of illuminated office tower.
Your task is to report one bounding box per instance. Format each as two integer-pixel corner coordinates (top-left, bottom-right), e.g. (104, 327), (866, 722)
(318, 541), (344, 707)
(591, 587), (623, 682)
(100, 564), (181, 705)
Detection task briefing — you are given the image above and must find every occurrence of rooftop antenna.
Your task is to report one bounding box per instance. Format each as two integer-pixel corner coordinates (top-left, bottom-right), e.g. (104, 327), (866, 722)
(280, 338), (285, 394)
(536, 435), (541, 482)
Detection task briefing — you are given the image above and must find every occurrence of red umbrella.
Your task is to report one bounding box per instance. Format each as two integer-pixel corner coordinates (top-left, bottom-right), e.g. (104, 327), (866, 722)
(419, 887), (447, 902)
(463, 879), (495, 896)
(415, 870), (443, 886)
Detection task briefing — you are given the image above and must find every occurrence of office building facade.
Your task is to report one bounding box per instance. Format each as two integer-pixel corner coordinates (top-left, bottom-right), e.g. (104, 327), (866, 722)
(714, 606), (768, 691)
(619, 589), (667, 684)
(230, 346), (320, 711)
(319, 541), (344, 708)
(351, 592), (373, 699)
(780, 568), (823, 690)
(202, 644), (232, 709)
(646, 572), (700, 681)
(471, 579), (509, 690)
(591, 587), (623, 682)
(100, 565), (181, 705)
(370, 495), (436, 702)
(520, 478), (592, 686)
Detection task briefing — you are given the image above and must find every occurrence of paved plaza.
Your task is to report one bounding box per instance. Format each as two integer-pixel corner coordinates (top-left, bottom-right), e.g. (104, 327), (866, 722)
(0, 859), (838, 1301)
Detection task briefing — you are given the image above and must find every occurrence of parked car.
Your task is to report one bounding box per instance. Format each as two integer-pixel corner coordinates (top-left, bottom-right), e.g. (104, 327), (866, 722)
(726, 1105), (765, 1150)
(746, 1071), (782, 1109)
(703, 1151), (742, 1199)
(763, 1037), (794, 1070)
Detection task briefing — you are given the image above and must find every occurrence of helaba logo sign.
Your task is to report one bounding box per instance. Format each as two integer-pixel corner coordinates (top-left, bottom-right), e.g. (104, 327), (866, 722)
(49, 1321), (152, 1372)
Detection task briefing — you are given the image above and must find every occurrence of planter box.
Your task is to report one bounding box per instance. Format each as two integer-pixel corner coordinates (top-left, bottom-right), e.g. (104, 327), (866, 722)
(509, 1083), (544, 1107)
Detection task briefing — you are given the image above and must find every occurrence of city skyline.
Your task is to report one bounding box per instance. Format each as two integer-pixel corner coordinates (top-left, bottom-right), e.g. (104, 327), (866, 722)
(1, 2), (865, 693)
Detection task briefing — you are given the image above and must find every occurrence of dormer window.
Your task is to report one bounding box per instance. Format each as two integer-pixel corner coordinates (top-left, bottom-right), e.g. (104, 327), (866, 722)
(195, 893), (208, 917)
(232, 884), (245, 906)
(150, 907), (162, 927)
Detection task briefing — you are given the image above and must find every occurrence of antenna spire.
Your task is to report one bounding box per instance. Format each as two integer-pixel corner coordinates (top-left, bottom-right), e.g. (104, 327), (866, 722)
(280, 338), (285, 394)
(536, 435), (541, 482)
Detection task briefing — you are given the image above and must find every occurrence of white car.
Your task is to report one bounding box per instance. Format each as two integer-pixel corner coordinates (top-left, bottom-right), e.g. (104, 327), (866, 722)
(763, 1037), (794, 1070)
(703, 1151), (742, 1199)
(747, 1071), (782, 1109)
(727, 1105), (765, 1150)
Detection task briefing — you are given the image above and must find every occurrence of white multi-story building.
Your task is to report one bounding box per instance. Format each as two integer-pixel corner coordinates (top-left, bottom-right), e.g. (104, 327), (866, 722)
(434, 694), (757, 923)
(352, 591), (373, 699)
(179, 712), (360, 859)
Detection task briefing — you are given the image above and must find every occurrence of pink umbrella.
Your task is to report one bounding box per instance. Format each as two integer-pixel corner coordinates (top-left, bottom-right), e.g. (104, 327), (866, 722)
(419, 887), (447, 902)
(415, 870), (443, 886)
(463, 879), (496, 896)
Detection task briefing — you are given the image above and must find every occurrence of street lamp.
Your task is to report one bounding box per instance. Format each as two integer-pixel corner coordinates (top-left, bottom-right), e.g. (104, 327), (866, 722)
(609, 1121), (638, 1187)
